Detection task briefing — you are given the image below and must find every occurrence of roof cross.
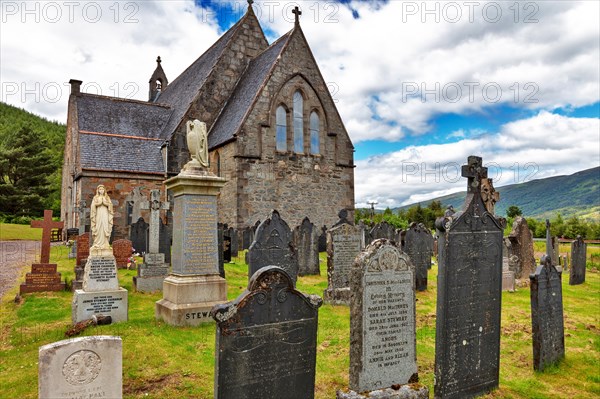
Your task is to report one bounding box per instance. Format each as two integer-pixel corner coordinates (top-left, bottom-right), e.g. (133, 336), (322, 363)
(292, 6), (302, 25)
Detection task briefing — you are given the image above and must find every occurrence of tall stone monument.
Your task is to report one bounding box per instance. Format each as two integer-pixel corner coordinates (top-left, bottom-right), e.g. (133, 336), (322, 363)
(72, 185), (128, 323)
(530, 255), (565, 371)
(434, 156), (505, 399)
(569, 236), (587, 285)
(19, 210), (66, 294)
(134, 189), (171, 292)
(155, 120), (227, 326)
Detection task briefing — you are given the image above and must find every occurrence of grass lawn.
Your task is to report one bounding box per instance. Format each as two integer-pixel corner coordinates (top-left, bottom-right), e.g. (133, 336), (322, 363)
(0, 223), (43, 241)
(0, 247), (598, 398)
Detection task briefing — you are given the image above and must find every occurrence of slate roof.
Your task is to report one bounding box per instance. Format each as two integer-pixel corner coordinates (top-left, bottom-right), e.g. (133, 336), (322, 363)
(208, 31), (291, 150)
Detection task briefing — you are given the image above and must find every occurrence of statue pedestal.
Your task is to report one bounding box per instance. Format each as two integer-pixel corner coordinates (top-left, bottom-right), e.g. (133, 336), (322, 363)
(155, 168), (227, 326)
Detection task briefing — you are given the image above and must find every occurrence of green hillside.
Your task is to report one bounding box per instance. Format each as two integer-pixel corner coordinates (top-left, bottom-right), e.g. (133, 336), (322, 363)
(0, 102), (66, 220)
(397, 167), (600, 221)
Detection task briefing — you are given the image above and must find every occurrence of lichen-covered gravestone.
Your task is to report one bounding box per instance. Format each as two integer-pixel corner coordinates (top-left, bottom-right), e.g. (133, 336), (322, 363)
(506, 216), (536, 280)
(324, 221), (362, 305)
(370, 221), (396, 241)
(342, 239), (427, 399)
(530, 255), (565, 371)
(211, 266), (322, 399)
(569, 236), (586, 285)
(434, 156), (505, 399)
(403, 222), (433, 291)
(293, 217), (320, 276)
(38, 336), (122, 399)
(247, 210), (298, 285)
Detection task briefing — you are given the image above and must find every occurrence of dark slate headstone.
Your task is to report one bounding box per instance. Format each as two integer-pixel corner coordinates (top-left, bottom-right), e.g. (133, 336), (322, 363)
(404, 222), (432, 291)
(370, 221), (395, 241)
(130, 217), (149, 254)
(434, 156), (505, 399)
(349, 239), (418, 392)
(227, 227), (238, 258)
(569, 236), (586, 285)
(293, 217), (320, 276)
(247, 211), (298, 285)
(424, 227), (434, 269)
(211, 266), (323, 399)
(223, 232), (232, 263)
(506, 217), (536, 279)
(530, 255), (565, 371)
(159, 216), (172, 264)
(218, 223), (225, 279)
(318, 225), (327, 253)
(242, 227), (253, 250)
(324, 222), (362, 305)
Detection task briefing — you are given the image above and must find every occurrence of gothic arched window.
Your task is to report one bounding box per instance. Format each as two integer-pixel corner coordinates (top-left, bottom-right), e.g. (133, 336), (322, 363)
(276, 106), (287, 152)
(310, 111), (319, 155)
(293, 91), (304, 153)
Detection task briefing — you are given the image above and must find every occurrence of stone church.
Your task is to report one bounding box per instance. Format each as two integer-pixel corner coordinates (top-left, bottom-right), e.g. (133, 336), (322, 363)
(61, 4), (355, 240)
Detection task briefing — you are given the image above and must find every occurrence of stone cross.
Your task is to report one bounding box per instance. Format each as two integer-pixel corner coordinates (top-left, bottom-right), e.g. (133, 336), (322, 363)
(545, 219), (552, 261)
(292, 5), (302, 24)
(481, 177), (500, 214)
(140, 190), (170, 254)
(75, 200), (88, 234)
(461, 155), (488, 194)
(31, 210), (63, 264)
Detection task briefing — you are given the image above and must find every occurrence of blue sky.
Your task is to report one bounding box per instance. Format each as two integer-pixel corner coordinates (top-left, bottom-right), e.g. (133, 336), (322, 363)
(1, 0), (599, 208)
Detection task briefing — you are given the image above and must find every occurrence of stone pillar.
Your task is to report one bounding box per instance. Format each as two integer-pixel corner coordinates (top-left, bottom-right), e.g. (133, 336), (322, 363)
(155, 168), (227, 326)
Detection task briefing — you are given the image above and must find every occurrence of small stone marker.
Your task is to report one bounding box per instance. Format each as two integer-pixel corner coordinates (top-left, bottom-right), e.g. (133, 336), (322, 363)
(403, 222), (432, 291)
(434, 156), (505, 399)
(530, 255), (565, 371)
(38, 336), (122, 399)
(247, 210), (298, 285)
(569, 236), (586, 285)
(324, 219), (362, 305)
(112, 239), (132, 269)
(293, 217), (320, 276)
(211, 266), (322, 399)
(19, 210), (66, 294)
(349, 239), (419, 392)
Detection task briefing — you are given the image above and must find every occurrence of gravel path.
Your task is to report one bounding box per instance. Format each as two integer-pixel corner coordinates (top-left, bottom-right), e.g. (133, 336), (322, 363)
(0, 241), (41, 299)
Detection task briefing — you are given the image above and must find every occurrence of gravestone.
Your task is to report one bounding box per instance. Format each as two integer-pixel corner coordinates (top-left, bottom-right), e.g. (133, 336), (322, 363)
(155, 158), (228, 326)
(211, 266), (322, 399)
(241, 227), (254, 250)
(130, 217), (149, 254)
(349, 239), (419, 393)
(434, 156), (505, 399)
(370, 221), (396, 241)
(551, 237), (560, 266)
(569, 236), (586, 285)
(159, 216), (172, 264)
(112, 239), (132, 269)
(134, 190), (171, 292)
(318, 225), (327, 252)
(530, 255), (565, 371)
(217, 223), (226, 278)
(227, 226), (238, 257)
(424, 228), (434, 269)
(19, 210), (66, 294)
(403, 222), (432, 291)
(38, 336), (122, 399)
(324, 220), (362, 305)
(223, 228), (232, 263)
(506, 217), (536, 280)
(293, 217), (320, 276)
(124, 186), (147, 225)
(247, 210), (298, 285)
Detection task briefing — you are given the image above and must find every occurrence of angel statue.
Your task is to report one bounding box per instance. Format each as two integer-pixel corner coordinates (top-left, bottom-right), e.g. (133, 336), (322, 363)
(185, 119), (209, 169)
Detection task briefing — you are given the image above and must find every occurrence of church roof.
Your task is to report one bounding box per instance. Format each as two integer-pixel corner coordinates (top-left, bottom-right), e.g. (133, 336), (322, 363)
(208, 31), (291, 149)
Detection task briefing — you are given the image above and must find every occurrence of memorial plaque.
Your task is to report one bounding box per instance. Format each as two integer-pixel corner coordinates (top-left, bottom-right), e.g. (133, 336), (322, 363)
(211, 266), (322, 399)
(171, 195), (218, 275)
(506, 217), (536, 279)
(247, 210), (298, 285)
(404, 222), (433, 291)
(293, 217), (320, 276)
(434, 156), (504, 399)
(349, 239), (417, 392)
(324, 222), (362, 305)
(83, 257), (119, 292)
(569, 236), (586, 285)
(39, 336), (122, 399)
(530, 256), (565, 371)
(130, 217), (149, 254)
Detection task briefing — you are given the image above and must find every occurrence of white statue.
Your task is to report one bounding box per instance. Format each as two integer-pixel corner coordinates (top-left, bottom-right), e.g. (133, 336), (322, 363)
(90, 185), (114, 251)
(185, 119), (209, 169)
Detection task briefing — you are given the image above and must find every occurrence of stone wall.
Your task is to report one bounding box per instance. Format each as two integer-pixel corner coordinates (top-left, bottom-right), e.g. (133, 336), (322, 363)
(60, 92), (81, 233)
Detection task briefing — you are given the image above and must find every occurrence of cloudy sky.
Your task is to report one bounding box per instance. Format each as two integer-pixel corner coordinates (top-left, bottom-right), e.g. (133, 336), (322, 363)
(1, 0), (599, 209)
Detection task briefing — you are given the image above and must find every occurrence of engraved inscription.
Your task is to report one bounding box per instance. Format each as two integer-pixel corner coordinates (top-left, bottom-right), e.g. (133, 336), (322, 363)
(82, 295), (124, 314)
(87, 259), (117, 283)
(62, 350), (102, 385)
(332, 230), (361, 288)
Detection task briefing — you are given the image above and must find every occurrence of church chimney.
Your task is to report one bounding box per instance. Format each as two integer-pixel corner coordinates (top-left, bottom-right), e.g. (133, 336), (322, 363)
(149, 56), (168, 102)
(69, 79), (82, 95)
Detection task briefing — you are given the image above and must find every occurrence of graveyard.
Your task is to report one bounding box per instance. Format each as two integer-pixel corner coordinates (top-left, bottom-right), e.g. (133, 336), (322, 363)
(1, 236), (598, 398)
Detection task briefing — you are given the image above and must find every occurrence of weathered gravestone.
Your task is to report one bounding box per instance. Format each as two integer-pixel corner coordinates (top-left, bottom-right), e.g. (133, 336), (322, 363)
(112, 239), (132, 269)
(324, 220), (362, 305)
(347, 239), (422, 395)
(404, 222), (433, 291)
(246, 210), (298, 285)
(223, 226), (232, 263)
(434, 156), (505, 399)
(124, 186), (147, 225)
(551, 237), (560, 267)
(370, 221), (396, 242)
(530, 255), (565, 371)
(130, 217), (149, 254)
(19, 210), (66, 294)
(38, 336), (122, 399)
(318, 225), (327, 252)
(293, 217), (320, 276)
(506, 217), (536, 280)
(211, 266), (323, 399)
(227, 226), (238, 257)
(159, 216), (172, 264)
(241, 226), (254, 250)
(217, 223), (226, 278)
(569, 236), (586, 285)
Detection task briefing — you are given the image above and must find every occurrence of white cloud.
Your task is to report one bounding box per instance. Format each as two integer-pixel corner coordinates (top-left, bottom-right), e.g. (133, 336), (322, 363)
(355, 112), (600, 208)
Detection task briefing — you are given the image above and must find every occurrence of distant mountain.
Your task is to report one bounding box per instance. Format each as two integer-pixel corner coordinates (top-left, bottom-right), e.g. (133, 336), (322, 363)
(395, 167), (600, 221)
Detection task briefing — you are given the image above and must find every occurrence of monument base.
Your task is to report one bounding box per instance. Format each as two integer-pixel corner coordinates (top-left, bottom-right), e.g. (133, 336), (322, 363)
(72, 288), (128, 323)
(19, 263), (65, 294)
(134, 276), (165, 292)
(337, 385), (429, 399)
(155, 274), (227, 326)
(324, 287), (351, 305)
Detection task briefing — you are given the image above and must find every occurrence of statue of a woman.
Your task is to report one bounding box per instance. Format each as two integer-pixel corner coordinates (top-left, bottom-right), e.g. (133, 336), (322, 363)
(90, 185), (114, 250)
(185, 119), (209, 169)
